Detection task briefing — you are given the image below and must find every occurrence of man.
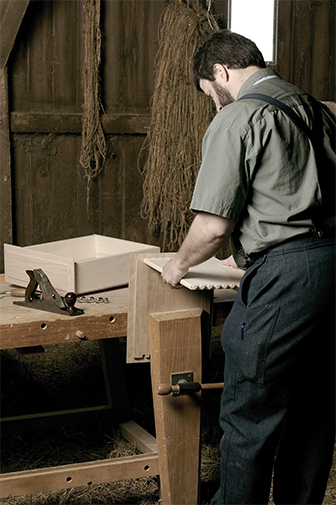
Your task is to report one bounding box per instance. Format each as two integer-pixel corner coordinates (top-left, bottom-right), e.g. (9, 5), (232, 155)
(161, 30), (335, 504)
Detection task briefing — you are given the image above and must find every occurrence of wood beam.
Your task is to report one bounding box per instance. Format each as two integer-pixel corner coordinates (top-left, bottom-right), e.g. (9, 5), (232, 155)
(99, 339), (130, 420)
(10, 112), (150, 135)
(10, 104), (335, 136)
(0, 311), (128, 350)
(119, 420), (158, 454)
(0, 405), (113, 433)
(0, 67), (12, 271)
(0, 0), (29, 272)
(150, 308), (203, 505)
(0, 452), (159, 498)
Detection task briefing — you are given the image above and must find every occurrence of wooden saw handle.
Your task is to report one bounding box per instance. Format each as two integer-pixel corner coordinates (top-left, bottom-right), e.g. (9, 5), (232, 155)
(10, 288), (26, 297)
(1, 288), (26, 297)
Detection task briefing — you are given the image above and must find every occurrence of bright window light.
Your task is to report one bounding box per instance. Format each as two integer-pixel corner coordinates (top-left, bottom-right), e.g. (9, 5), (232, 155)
(229, 0), (277, 63)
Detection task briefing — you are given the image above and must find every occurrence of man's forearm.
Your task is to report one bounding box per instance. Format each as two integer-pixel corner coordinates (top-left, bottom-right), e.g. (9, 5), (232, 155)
(161, 212), (235, 287)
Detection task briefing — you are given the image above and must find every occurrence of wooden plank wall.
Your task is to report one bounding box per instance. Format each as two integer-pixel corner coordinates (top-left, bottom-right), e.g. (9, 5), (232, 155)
(275, 0), (335, 100)
(7, 0), (166, 260)
(0, 0), (31, 272)
(1, 0), (335, 272)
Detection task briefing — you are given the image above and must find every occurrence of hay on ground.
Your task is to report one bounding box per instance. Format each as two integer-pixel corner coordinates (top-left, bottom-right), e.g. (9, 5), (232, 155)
(1, 337), (335, 505)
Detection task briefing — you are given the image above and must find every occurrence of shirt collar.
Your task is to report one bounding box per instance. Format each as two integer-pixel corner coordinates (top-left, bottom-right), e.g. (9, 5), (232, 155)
(237, 68), (281, 99)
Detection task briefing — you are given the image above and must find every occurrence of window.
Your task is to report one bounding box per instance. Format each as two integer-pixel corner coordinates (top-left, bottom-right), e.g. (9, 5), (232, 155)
(228, 0), (278, 64)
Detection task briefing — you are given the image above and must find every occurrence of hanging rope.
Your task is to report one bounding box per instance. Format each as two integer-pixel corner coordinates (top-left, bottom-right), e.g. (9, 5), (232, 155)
(139, 0), (218, 251)
(79, 0), (106, 215)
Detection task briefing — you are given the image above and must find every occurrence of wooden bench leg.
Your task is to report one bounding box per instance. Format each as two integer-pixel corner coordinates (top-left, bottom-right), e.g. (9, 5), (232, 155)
(99, 338), (130, 420)
(150, 308), (203, 505)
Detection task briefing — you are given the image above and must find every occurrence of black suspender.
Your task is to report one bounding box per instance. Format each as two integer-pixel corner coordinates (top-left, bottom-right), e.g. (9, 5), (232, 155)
(237, 92), (335, 229)
(238, 92), (316, 143)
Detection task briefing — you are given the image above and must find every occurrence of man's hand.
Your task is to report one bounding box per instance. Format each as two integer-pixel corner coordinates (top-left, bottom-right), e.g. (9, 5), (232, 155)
(160, 212), (235, 289)
(161, 257), (187, 289)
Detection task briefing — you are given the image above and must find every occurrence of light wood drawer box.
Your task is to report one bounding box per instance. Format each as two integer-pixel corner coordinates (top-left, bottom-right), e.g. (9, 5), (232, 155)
(4, 235), (160, 295)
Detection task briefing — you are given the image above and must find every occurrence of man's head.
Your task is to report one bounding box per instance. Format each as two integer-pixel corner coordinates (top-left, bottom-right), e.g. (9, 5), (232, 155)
(193, 29), (266, 90)
(193, 30), (266, 111)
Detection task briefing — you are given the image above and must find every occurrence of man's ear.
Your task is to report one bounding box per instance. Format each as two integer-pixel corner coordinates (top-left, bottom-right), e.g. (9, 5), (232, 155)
(213, 63), (229, 82)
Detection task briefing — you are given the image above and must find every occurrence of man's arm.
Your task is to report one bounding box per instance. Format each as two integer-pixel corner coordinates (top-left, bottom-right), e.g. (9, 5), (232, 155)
(161, 212), (235, 288)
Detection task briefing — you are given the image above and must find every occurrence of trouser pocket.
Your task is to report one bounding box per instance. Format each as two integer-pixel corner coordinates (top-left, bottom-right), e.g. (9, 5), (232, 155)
(238, 304), (280, 384)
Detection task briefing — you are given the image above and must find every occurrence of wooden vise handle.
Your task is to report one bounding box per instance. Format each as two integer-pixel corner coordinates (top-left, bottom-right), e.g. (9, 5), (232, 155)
(157, 382), (224, 396)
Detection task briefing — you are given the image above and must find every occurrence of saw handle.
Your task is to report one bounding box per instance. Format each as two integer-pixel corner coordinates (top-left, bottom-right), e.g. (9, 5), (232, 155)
(1, 288), (26, 297)
(0, 288), (26, 297)
(9, 288), (26, 297)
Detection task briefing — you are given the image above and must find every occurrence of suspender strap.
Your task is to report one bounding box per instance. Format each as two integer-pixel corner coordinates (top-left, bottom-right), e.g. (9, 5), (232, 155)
(238, 93), (315, 143)
(238, 92), (335, 230)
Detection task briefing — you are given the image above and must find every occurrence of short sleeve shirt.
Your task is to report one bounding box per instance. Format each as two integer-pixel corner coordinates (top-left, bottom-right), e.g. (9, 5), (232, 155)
(190, 69), (336, 255)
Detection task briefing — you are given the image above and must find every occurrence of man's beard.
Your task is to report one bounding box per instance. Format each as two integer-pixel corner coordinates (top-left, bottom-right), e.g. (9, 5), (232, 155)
(212, 81), (234, 108)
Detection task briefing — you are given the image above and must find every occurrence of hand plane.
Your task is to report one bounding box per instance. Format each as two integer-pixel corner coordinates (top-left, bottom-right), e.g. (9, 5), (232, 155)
(14, 269), (84, 316)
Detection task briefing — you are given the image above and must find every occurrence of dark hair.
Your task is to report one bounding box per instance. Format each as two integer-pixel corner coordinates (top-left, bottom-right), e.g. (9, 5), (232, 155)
(193, 29), (266, 90)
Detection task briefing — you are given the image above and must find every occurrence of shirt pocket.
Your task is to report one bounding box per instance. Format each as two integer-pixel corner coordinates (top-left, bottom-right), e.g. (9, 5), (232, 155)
(239, 303), (280, 384)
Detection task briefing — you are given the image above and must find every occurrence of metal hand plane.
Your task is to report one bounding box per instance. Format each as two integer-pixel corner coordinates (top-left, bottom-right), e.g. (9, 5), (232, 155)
(14, 269), (84, 316)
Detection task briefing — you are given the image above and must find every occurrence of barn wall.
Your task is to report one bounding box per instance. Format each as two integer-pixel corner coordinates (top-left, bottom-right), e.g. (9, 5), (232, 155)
(7, 0), (166, 256)
(275, 0), (335, 100)
(1, 0), (335, 271)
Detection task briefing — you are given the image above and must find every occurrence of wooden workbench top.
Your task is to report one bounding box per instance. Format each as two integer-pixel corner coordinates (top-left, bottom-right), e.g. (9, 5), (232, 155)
(0, 272), (236, 351)
(0, 284), (128, 324)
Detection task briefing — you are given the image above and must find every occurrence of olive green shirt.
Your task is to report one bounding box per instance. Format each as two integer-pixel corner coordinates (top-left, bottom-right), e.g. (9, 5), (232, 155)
(190, 69), (336, 258)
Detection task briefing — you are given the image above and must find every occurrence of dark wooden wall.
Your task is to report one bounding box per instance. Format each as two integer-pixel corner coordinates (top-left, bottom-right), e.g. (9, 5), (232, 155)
(5, 0), (166, 256)
(275, 0), (335, 100)
(0, 0), (335, 271)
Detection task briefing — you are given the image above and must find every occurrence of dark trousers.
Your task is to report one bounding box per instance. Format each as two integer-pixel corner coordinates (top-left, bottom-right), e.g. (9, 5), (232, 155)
(212, 233), (335, 505)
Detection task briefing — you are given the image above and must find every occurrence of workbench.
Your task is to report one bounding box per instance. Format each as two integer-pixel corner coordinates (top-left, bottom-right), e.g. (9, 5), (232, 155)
(0, 270), (236, 503)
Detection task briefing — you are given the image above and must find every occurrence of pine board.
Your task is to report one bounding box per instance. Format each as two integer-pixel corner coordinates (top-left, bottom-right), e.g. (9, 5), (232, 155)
(143, 256), (244, 290)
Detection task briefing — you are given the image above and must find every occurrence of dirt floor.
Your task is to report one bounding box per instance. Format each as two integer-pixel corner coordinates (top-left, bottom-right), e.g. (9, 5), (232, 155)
(0, 334), (335, 505)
